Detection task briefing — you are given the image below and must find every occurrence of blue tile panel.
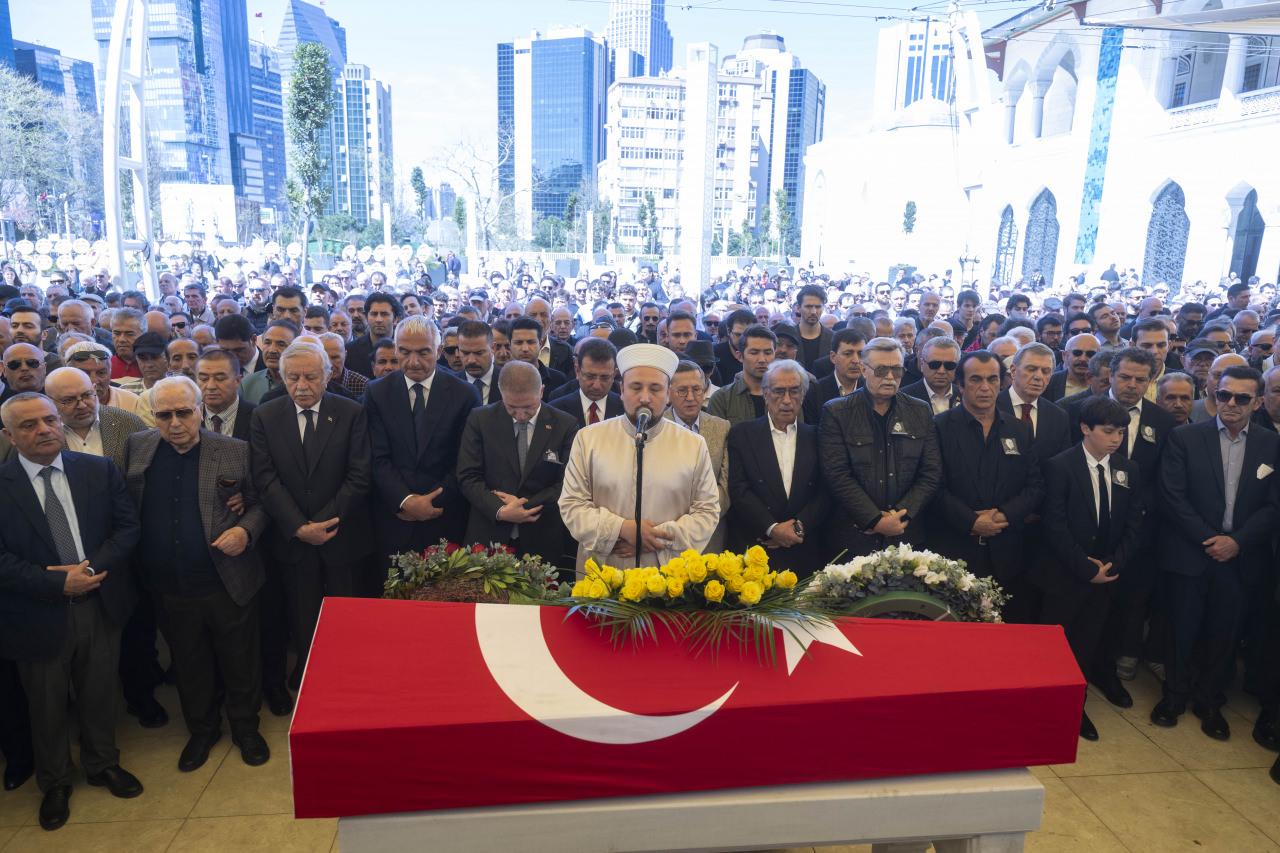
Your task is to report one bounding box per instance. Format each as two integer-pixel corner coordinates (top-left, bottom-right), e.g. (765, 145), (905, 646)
(1073, 27), (1124, 265)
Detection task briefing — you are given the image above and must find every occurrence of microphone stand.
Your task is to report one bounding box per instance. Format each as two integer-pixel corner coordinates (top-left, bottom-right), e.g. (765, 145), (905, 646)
(633, 421), (648, 570)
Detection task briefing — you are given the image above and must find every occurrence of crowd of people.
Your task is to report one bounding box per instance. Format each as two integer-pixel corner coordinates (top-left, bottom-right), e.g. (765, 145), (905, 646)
(1, 253), (1280, 832)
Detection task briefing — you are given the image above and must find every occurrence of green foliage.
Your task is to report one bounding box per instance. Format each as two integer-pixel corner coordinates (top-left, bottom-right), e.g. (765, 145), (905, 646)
(384, 541), (562, 601)
(532, 214), (566, 251)
(903, 200), (917, 235)
(592, 199), (612, 253)
(409, 166), (429, 219)
(452, 196), (466, 236)
(775, 188), (798, 257)
(286, 42), (334, 280)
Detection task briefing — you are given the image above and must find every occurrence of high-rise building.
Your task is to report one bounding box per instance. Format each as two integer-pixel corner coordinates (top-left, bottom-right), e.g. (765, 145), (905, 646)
(0, 0), (14, 69)
(605, 0), (673, 76)
(873, 19), (955, 120)
(248, 41), (287, 218)
(13, 41), (96, 114)
(498, 27), (609, 238)
(599, 33), (824, 258)
(331, 64), (393, 227)
(92, 0), (233, 187)
(221, 0), (266, 217)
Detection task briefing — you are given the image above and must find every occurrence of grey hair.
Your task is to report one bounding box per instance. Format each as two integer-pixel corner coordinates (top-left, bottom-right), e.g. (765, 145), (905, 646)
(1157, 370), (1195, 394)
(1012, 341), (1055, 367)
(920, 336), (961, 358)
(56, 331), (92, 352)
(58, 299), (92, 316)
(865, 336), (905, 358)
(893, 318), (917, 334)
(1006, 326), (1036, 346)
(112, 307), (145, 328)
(393, 314), (439, 347)
(762, 358), (810, 397)
(0, 391), (55, 430)
(318, 332), (346, 350)
(498, 359), (542, 395)
(674, 359), (708, 388)
(152, 374), (203, 407)
(279, 340), (332, 382)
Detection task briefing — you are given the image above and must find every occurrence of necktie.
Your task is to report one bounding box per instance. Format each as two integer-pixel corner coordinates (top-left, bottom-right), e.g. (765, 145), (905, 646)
(516, 420), (530, 471)
(1020, 403), (1033, 425)
(588, 402), (600, 425)
(302, 409), (316, 467)
(473, 376), (484, 399)
(39, 467), (80, 565)
(210, 414), (223, 434)
(412, 383), (426, 416)
(1096, 463), (1111, 548)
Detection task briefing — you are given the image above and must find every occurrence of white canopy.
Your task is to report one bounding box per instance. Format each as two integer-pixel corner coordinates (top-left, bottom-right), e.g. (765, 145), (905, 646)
(1085, 1), (1280, 36)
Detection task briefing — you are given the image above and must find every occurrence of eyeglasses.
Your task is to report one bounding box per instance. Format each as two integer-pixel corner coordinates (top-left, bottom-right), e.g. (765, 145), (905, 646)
(1211, 340), (1230, 350)
(6, 358), (41, 370)
(1069, 349), (1098, 358)
(673, 386), (706, 398)
(925, 360), (958, 371)
(1257, 343), (1274, 351)
(54, 390), (96, 407)
(153, 408), (196, 422)
(1212, 389), (1256, 407)
(871, 365), (906, 378)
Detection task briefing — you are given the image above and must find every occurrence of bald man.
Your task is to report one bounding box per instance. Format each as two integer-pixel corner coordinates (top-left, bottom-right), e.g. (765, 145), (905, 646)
(1, 343), (48, 404)
(1191, 352), (1248, 423)
(1045, 333), (1100, 402)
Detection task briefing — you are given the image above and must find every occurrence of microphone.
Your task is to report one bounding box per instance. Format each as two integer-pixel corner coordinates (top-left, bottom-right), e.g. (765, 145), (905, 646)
(634, 406), (654, 436)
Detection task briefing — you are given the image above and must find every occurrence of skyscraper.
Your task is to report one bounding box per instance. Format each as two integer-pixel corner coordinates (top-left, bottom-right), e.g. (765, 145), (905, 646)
(873, 20), (955, 120)
(0, 0), (14, 69)
(249, 41), (287, 218)
(222, 0), (266, 211)
(331, 64), (393, 227)
(498, 27), (609, 238)
(91, 0), (233, 187)
(605, 0), (673, 76)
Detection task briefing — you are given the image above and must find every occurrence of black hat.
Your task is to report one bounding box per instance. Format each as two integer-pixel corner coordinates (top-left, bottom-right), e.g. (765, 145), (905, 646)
(133, 331), (168, 357)
(771, 322), (801, 345)
(1183, 338), (1219, 360)
(684, 340), (717, 373)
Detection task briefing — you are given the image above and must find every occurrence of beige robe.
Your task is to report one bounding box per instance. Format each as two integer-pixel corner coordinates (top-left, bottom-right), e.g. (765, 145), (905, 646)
(559, 414), (720, 572)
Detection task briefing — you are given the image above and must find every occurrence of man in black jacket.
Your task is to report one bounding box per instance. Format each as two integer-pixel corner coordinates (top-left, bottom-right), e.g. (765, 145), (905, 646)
(344, 291), (402, 379)
(0, 392), (142, 830)
(456, 361), (578, 567)
(1152, 365), (1280, 740)
(549, 338), (623, 429)
(930, 351), (1044, 623)
(819, 337), (941, 557)
(1039, 397), (1144, 741)
(998, 342), (1071, 461)
(727, 360), (829, 575)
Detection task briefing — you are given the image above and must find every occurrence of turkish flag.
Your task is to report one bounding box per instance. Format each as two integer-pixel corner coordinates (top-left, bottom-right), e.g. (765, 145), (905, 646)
(290, 599), (1083, 818)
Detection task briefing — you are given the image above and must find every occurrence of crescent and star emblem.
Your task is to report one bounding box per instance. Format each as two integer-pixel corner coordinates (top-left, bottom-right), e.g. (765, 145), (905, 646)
(474, 603), (861, 745)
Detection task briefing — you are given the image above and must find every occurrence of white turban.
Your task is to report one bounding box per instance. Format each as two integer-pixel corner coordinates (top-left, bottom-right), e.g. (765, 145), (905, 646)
(616, 343), (679, 380)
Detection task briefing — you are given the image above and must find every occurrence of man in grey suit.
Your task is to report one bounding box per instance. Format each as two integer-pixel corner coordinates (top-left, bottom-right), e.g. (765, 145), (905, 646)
(665, 360), (731, 551)
(124, 377), (271, 773)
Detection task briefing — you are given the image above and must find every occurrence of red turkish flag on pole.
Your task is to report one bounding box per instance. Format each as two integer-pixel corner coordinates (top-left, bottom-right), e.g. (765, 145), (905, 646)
(290, 600), (1082, 819)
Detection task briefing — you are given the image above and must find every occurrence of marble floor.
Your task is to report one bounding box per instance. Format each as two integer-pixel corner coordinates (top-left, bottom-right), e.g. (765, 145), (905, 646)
(0, 667), (1277, 852)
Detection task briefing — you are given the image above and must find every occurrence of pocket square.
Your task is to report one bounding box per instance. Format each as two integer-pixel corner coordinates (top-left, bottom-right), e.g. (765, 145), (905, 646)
(1259, 463), (1274, 480)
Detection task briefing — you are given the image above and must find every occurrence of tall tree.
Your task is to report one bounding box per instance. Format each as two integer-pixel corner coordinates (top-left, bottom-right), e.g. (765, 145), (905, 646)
(903, 200), (918, 235)
(285, 42), (333, 283)
(644, 191), (659, 255)
(410, 166), (429, 220)
(774, 188), (796, 259)
(453, 196), (467, 241)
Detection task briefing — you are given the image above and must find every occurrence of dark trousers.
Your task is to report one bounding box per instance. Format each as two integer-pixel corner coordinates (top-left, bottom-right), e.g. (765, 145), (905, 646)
(259, 568), (290, 690)
(17, 597), (121, 791)
(1163, 566), (1244, 710)
(119, 582), (162, 706)
(156, 588), (262, 739)
(0, 659), (32, 769)
(1104, 550), (1160, 663)
(1040, 580), (1113, 683)
(282, 553), (354, 674)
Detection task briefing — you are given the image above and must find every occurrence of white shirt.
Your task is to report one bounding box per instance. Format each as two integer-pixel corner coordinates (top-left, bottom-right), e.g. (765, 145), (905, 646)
(19, 453), (86, 562)
(404, 370), (435, 411)
(1082, 445), (1113, 524)
(64, 420), (104, 457)
(295, 402), (321, 442)
(1008, 387), (1038, 436)
(579, 390), (605, 425)
(769, 417), (799, 499)
(204, 397), (239, 436)
(1110, 392), (1143, 456)
(471, 364), (495, 402)
(929, 387), (952, 415)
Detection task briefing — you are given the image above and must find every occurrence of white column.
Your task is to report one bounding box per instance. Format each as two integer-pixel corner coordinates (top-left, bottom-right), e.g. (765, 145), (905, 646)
(1029, 82), (1049, 139)
(1218, 35), (1250, 118)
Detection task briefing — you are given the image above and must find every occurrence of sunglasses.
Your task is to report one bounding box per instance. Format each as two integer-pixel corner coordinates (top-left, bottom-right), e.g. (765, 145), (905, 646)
(1214, 390), (1255, 406)
(6, 358), (41, 370)
(1257, 343), (1274, 351)
(871, 365), (905, 378)
(153, 408), (196, 421)
(925, 360), (958, 371)
(442, 346), (458, 355)
(171, 321), (188, 329)
(1070, 349), (1098, 358)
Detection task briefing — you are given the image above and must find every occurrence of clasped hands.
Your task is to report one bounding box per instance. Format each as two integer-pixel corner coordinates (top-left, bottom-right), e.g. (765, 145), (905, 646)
(765, 519), (804, 549)
(493, 490), (542, 524)
(398, 487), (445, 522)
(612, 519), (674, 557)
(971, 508), (1008, 539)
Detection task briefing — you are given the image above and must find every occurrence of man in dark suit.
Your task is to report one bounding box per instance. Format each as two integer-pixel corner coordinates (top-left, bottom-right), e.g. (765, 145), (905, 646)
(931, 351), (1044, 623)
(250, 340), (372, 683)
(124, 377), (271, 772)
(820, 337), (941, 557)
(1039, 397), (1145, 741)
(901, 336), (960, 414)
(1044, 333), (1100, 402)
(794, 285), (832, 372)
(457, 362), (578, 567)
(510, 317), (567, 399)
(549, 338), (623, 429)
(727, 360), (829, 575)
(344, 291), (402, 379)
(454, 320), (503, 404)
(999, 343), (1071, 461)
(1152, 365), (1280, 740)
(713, 309), (754, 386)
(196, 348), (256, 440)
(364, 316), (480, 558)
(815, 328), (864, 405)
(0, 392), (142, 830)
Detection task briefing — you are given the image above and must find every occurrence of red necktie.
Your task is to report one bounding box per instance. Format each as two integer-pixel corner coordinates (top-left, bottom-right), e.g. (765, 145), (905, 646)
(588, 402), (600, 425)
(1020, 403), (1032, 424)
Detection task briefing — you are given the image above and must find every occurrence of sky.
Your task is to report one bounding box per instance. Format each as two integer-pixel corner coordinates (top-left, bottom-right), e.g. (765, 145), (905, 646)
(10, 0), (1033, 186)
